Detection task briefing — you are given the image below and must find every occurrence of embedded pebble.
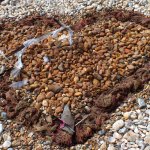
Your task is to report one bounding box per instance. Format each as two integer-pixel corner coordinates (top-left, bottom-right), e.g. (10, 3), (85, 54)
(137, 98), (147, 109)
(123, 112), (131, 120)
(2, 140), (11, 148)
(0, 0), (149, 149)
(108, 144), (116, 150)
(144, 134), (150, 144)
(113, 132), (122, 139)
(98, 130), (106, 136)
(108, 137), (116, 143)
(112, 120), (125, 131)
(0, 124), (3, 134)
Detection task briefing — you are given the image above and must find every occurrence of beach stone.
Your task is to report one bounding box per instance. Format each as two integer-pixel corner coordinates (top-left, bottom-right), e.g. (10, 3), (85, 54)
(55, 107), (63, 114)
(144, 134), (150, 144)
(74, 92), (82, 96)
(113, 132), (122, 139)
(3, 133), (11, 141)
(49, 84), (62, 94)
(96, 5), (103, 11)
(108, 137), (116, 143)
(144, 146), (150, 150)
(123, 112), (131, 120)
(0, 123), (3, 134)
(46, 115), (52, 124)
(42, 100), (48, 107)
(93, 79), (100, 86)
(127, 65), (135, 70)
(130, 112), (137, 119)
(137, 98), (146, 109)
(145, 109), (150, 115)
(3, 140), (11, 148)
(62, 97), (70, 103)
(37, 93), (46, 102)
(46, 92), (54, 99)
(1, 112), (7, 119)
(119, 127), (128, 134)
(100, 142), (107, 150)
(7, 148), (13, 150)
(98, 130), (106, 136)
(147, 124), (150, 131)
(108, 144), (116, 150)
(1, 0), (9, 6)
(112, 120), (125, 131)
(123, 131), (139, 142)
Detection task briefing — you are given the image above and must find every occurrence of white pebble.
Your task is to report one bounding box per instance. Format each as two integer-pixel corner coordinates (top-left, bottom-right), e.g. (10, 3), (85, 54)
(2, 141), (11, 148)
(112, 120), (125, 131)
(108, 137), (116, 143)
(108, 144), (116, 150)
(0, 124), (3, 134)
(113, 132), (122, 139)
(3, 133), (11, 141)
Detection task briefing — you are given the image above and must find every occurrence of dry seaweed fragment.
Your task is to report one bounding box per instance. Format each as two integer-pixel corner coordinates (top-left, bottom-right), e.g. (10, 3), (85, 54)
(19, 107), (41, 126)
(75, 125), (93, 143)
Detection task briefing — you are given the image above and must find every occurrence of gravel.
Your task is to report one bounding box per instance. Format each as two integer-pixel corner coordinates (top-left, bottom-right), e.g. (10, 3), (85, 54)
(73, 83), (150, 149)
(0, 0), (150, 20)
(0, 0), (149, 149)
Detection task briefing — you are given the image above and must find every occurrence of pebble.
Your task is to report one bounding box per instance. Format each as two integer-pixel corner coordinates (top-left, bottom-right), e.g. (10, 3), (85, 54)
(36, 93), (46, 102)
(7, 148), (13, 150)
(113, 132), (122, 139)
(144, 146), (150, 150)
(43, 56), (49, 63)
(2, 140), (11, 148)
(112, 120), (125, 131)
(42, 100), (49, 107)
(1, 112), (7, 120)
(96, 5), (103, 11)
(0, 123), (3, 134)
(137, 98), (146, 109)
(147, 124), (150, 131)
(3, 133), (11, 141)
(49, 84), (62, 94)
(108, 137), (116, 143)
(123, 112), (131, 120)
(108, 144), (116, 150)
(100, 141), (107, 150)
(144, 134), (150, 144)
(55, 107), (63, 114)
(62, 97), (70, 103)
(98, 130), (106, 136)
(119, 127), (128, 134)
(130, 112), (137, 119)
(123, 131), (139, 142)
(127, 64), (135, 70)
(145, 109), (150, 115)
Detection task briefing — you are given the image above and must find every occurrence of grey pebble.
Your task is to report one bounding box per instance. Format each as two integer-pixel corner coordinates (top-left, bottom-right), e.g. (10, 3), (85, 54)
(137, 98), (146, 109)
(98, 130), (106, 136)
(1, 112), (7, 120)
(119, 127), (128, 134)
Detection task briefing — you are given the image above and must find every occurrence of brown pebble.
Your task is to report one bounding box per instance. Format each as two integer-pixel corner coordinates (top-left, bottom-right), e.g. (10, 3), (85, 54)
(74, 92), (82, 96)
(36, 93), (46, 102)
(46, 92), (54, 99)
(48, 84), (62, 94)
(62, 97), (70, 103)
(127, 65), (135, 70)
(55, 106), (63, 114)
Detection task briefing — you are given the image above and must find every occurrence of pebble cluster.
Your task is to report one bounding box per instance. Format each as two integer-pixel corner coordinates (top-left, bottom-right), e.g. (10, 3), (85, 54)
(72, 83), (150, 150)
(0, 0), (150, 149)
(0, 0), (150, 21)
